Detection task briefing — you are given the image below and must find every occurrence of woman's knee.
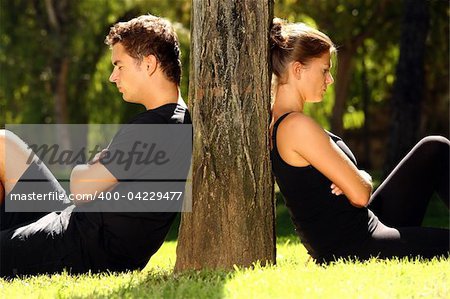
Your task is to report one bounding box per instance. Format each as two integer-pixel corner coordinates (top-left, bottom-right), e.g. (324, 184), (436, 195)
(418, 135), (450, 146)
(413, 136), (450, 164)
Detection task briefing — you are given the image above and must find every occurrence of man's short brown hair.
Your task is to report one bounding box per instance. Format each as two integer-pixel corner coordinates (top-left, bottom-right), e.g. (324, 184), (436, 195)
(105, 14), (181, 85)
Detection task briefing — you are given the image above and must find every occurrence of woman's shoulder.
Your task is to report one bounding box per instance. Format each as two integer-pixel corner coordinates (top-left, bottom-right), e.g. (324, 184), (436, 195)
(278, 112), (324, 137)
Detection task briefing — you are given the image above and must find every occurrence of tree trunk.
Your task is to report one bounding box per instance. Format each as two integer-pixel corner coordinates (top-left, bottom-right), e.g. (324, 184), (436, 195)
(175, 0), (275, 271)
(331, 46), (354, 136)
(385, 0), (429, 175)
(361, 45), (371, 169)
(54, 57), (70, 124)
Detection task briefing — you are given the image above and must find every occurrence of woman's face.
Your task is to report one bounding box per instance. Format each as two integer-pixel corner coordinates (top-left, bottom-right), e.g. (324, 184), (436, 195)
(297, 52), (334, 103)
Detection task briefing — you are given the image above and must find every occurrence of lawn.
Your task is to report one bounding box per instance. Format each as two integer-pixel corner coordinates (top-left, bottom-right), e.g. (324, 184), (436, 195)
(1, 197), (449, 299)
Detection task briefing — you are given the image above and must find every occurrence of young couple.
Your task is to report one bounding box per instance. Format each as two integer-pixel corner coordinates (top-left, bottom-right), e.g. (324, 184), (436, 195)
(1, 15), (448, 278)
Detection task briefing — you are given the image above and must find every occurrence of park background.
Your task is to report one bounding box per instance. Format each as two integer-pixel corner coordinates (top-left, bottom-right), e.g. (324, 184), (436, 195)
(1, 0), (449, 173)
(0, 0), (449, 298)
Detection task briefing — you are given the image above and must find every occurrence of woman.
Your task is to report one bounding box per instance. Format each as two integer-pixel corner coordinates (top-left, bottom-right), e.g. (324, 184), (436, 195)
(269, 18), (449, 264)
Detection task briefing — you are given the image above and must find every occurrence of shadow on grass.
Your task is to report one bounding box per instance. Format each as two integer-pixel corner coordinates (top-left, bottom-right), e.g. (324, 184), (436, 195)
(99, 270), (230, 299)
(166, 191), (449, 242)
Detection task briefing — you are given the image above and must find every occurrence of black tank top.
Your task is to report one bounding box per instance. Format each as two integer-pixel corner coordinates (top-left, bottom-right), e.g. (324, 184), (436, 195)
(271, 113), (378, 259)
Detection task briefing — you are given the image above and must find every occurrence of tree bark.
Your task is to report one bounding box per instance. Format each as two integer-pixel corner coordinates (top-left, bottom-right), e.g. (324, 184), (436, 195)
(175, 0), (275, 271)
(385, 0), (429, 175)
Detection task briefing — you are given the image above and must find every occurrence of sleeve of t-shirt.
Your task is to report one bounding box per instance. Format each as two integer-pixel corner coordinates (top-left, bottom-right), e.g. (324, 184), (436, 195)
(99, 112), (166, 180)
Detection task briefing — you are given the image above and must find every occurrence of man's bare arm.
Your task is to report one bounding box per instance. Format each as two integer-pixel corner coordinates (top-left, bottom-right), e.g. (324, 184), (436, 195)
(70, 153), (117, 205)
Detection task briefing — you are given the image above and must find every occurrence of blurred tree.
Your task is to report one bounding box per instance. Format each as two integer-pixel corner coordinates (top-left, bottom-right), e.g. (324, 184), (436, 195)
(385, 0), (430, 174)
(275, 0), (448, 171)
(421, 0), (449, 137)
(275, 0), (393, 136)
(175, 0), (275, 271)
(0, 0), (134, 125)
(0, 0), (191, 126)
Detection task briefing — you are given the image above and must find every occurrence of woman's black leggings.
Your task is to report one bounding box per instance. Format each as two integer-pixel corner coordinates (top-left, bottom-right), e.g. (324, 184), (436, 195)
(349, 136), (450, 261)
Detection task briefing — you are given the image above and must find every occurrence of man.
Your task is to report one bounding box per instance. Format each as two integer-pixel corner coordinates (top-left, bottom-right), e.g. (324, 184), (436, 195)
(0, 14), (191, 277)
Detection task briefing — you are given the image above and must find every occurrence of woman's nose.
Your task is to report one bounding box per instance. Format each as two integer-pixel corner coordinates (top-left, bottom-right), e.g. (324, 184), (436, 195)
(326, 73), (334, 85)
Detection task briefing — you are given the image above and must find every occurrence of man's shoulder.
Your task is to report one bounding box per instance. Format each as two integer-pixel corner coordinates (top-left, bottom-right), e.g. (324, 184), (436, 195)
(130, 110), (167, 124)
(130, 103), (191, 125)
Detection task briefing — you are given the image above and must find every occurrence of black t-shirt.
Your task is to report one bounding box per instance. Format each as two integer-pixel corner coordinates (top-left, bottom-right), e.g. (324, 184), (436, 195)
(71, 101), (191, 271)
(271, 113), (378, 259)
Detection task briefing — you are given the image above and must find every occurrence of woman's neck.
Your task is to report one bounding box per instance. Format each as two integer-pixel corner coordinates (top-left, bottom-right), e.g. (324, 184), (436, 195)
(272, 83), (304, 118)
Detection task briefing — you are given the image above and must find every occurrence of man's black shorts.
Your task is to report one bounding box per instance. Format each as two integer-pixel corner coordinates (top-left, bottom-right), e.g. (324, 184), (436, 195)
(0, 162), (85, 278)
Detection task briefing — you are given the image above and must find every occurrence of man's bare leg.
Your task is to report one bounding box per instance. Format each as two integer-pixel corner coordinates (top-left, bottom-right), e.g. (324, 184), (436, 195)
(0, 181), (4, 206)
(0, 129), (39, 196)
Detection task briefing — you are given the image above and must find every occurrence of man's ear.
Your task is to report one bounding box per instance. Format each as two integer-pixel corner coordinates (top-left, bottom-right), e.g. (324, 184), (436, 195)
(143, 54), (157, 76)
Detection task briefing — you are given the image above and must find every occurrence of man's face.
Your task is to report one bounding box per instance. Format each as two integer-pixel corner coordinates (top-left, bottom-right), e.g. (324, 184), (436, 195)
(109, 43), (148, 103)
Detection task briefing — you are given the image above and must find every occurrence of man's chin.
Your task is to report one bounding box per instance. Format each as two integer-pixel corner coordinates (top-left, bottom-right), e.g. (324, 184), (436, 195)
(122, 96), (139, 104)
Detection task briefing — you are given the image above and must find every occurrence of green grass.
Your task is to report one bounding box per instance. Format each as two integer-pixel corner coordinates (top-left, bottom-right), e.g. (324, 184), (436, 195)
(1, 195), (449, 299)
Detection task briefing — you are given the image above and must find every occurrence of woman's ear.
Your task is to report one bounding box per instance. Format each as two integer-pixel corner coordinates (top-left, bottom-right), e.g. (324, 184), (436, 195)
(292, 61), (303, 80)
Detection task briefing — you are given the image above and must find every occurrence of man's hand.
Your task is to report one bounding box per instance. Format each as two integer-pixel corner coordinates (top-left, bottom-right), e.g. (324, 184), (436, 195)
(88, 149), (109, 165)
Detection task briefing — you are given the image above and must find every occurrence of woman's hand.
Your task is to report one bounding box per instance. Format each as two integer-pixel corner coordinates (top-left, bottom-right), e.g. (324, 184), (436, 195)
(330, 183), (343, 196)
(331, 170), (372, 196)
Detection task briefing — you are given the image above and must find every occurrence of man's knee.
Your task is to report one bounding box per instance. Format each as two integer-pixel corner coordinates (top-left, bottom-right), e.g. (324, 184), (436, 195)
(0, 130), (5, 156)
(0, 129), (5, 144)
(0, 130), (29, 154)
(0, 129), (21, 147)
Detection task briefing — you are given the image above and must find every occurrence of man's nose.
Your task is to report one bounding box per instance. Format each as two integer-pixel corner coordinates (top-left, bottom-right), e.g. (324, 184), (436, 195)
(109, 69), (117, 83)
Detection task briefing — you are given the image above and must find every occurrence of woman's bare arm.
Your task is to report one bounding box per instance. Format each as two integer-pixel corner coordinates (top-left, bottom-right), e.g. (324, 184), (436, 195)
(277, 113), (372, 207)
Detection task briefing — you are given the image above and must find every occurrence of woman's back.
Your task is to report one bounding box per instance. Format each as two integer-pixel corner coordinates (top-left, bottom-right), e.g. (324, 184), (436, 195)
(271, 113), (377, 259)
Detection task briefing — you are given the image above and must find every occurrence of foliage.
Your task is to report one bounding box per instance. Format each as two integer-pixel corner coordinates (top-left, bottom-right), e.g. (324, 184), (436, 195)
(2, 0), (447, 136)
(274, 0), (448, 137)
(0, 0), (191, 125)
(274, 0), (402, 130)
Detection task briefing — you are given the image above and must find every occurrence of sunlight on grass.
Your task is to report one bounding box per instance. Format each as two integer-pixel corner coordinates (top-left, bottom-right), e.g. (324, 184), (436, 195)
(1, 238), (449, 299)
(225, 243), (450, 299)
(145, 241), (178, 271)
(1, 197), (448, 299)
